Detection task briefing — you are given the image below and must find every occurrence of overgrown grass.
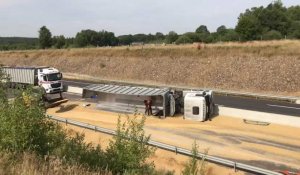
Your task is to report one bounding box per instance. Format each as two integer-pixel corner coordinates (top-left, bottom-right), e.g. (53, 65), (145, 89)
(0, 152), (111, 175)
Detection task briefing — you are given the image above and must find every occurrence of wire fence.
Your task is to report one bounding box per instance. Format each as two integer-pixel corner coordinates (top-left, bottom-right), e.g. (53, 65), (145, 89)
(48, 115), (283, 175)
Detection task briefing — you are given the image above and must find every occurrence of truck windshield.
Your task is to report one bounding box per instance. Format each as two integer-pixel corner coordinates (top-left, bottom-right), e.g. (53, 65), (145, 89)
(46, 73), (62, 81)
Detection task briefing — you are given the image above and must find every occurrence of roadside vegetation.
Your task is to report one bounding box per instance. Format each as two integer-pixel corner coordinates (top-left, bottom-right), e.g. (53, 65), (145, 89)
(0, 0), (299, 50)
(182, 142), (208, 175)
(0, 68), (179, 174)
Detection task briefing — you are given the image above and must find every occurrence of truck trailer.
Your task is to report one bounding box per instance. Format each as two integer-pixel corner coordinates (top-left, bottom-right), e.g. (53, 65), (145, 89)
(2, 66), (65, 104)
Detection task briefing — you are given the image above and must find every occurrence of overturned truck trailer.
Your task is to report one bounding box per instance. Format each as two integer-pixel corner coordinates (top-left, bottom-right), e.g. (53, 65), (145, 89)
(82, 84), (175, 117)
(82, 84), (214, 120)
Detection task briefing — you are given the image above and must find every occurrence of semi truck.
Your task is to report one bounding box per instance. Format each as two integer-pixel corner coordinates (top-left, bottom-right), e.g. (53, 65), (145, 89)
(2, 66), (66, 107)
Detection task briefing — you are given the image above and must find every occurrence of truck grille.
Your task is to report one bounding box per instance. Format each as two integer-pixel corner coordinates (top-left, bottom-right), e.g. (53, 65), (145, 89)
(51, 83), (61, 88)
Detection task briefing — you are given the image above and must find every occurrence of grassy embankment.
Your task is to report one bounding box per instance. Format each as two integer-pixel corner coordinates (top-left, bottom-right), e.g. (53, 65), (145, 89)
(0, 40), (299, 96)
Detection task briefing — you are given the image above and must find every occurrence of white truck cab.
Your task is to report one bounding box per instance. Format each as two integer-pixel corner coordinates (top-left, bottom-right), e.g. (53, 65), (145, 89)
(183, 90), (214, 122)
(37, 67), (63, 94)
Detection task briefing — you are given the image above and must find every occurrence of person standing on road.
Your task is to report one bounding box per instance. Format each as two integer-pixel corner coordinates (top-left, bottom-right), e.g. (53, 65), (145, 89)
(144, 99), (153, 116)
(148, 99), (153, 115)
(144, 100), (149, 115)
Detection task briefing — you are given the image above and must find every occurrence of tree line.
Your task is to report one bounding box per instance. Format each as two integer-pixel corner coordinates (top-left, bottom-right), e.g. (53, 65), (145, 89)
(0, 0), (299, 50)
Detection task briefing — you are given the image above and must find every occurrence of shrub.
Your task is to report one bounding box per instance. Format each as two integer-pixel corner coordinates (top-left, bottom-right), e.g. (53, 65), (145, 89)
(182, 141), (208, 175)
(0, 87), (65, 156)
(54, 132), (106, 170)
(175, 35), (193, 44)
(262, 30), (283, 40)
(105, 114), (156, 174)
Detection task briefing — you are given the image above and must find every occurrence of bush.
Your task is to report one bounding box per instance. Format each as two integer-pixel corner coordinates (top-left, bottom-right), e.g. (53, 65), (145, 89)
(175, 35), (193, 44)
(263, 30), (283, 40)
(105, 114), (156, 174)
(0, 87), (65, 156)
(54, 132), (106, 170)
(182, 142), (208, 175)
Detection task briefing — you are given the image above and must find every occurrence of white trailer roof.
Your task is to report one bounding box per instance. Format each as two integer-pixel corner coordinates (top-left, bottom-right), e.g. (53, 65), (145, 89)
(83, 84), (169, 96)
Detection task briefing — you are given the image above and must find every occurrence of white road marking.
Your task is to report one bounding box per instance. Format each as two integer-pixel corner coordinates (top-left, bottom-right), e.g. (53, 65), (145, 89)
(267, 104), (300, 110)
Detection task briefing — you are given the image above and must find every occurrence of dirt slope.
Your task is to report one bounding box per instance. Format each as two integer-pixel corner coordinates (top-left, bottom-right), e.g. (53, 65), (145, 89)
(0, 40), (299, 95)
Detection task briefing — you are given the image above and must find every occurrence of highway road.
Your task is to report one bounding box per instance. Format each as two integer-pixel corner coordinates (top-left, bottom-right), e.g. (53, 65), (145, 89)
(62, 79), (300, 117)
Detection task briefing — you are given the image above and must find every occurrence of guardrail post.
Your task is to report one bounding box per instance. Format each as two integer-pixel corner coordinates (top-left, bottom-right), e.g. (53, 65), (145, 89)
(175, 147), (177, 154)
(65, 119), (68, 125)
(234, 162), (236, 172)
(95, 126), (97, 132)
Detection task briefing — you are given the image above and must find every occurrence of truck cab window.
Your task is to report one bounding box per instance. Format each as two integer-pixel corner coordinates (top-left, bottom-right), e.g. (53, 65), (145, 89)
(43, 76), (47, 81)
(192, 106), (199, 115)
(47, 73), (62, 81)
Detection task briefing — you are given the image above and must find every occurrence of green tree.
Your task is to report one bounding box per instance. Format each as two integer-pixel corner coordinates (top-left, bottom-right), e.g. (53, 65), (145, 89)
(195, 25), (210, 34)
(75, 29), (98, 47)
(220, 29), (240, 42)
(287, 6), (300, 21)
(155, 32), (165, 41)
(38, 26), (52, 49)
(52, 35), (66, 49)
(165, 31), (178, 44)
(216, 25), (227, 36)
(258, 1), (290, 35)
(97, 30), (118, 46)
(236, 14), (262, 40)
(118, 35), (134, 45)
(175, 35), (193, 44)
(183, 32), (200, 42)
(288, 21), (300, 39)
(263, 30), (283, 40)
(75, 29), (118, 47)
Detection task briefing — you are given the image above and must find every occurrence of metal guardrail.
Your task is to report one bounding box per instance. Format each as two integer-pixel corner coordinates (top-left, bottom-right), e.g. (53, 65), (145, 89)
(48, 115), (283, 175)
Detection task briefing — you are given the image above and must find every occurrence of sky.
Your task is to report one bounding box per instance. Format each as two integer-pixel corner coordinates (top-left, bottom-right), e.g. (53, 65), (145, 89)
(0, 0), (299, 37)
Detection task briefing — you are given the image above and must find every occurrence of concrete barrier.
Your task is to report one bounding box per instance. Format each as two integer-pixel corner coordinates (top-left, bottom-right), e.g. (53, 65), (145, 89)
(219, 106), (300, 128)
(64, 86), (83, 94)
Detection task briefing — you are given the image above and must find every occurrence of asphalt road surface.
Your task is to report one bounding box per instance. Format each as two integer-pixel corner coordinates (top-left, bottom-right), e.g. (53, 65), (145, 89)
(62, 79), (300, 117)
